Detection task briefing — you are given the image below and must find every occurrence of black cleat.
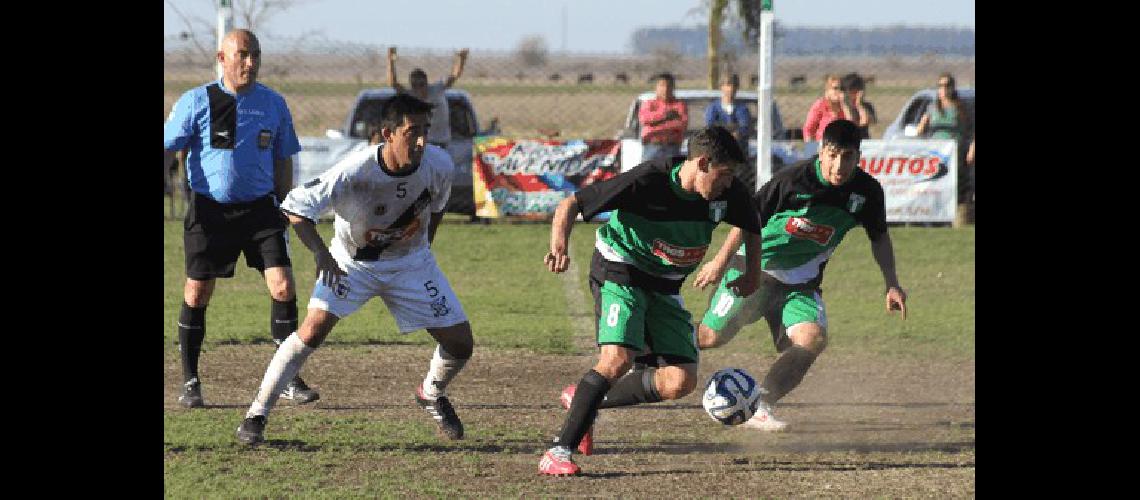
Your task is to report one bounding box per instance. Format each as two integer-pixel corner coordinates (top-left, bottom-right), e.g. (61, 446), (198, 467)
(236, 415), (266, 445)
(178, 378), (204, 408)
(281, 375), (320, 404)
(415, 385), (464, 440)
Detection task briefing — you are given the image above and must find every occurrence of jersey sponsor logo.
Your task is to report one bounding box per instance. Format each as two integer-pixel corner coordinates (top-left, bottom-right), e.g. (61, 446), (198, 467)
(847, 193), (866, 213)
(785, 217), (835, 246)
(709, 200), (727, 222)
(364, 217), (422, 248)
(651, 239), (708, 266)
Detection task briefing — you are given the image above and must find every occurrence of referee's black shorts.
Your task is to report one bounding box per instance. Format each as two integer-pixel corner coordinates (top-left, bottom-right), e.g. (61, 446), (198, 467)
(183, 191), (292, 280)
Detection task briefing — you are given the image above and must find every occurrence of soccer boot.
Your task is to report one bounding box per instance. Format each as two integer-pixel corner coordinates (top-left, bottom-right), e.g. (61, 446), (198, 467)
(416, 385), (464, 440)
(281, 375), (320, 404)
(178, 378), (204, 408)
(236, 415), (267, 445)
(742, 399), (788, 432)
(539, 446), (581, 476)
(560, 385), (594, 455)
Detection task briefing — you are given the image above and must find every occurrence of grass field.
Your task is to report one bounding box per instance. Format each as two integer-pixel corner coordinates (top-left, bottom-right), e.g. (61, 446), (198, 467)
(164, 219), (975, 497)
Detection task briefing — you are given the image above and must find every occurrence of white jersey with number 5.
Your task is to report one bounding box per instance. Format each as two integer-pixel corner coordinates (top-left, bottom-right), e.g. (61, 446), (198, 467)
(281, 143), (453, 269)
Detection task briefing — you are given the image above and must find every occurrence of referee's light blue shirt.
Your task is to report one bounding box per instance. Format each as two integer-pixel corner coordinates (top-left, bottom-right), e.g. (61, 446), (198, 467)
(164, 79), (302, 204)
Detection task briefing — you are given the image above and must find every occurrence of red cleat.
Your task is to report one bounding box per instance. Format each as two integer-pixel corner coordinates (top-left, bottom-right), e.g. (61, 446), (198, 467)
(539, 448), (581, 476)
(560, 385), (594, 455)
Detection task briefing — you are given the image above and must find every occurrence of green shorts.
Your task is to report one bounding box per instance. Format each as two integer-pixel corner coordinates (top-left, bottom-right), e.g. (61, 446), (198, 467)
(699, 255), (827, 352)
(589, 255), (698, 364)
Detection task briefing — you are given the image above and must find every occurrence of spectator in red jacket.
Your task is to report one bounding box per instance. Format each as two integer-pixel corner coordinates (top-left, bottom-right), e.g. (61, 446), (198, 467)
(638, 73), (689, 162)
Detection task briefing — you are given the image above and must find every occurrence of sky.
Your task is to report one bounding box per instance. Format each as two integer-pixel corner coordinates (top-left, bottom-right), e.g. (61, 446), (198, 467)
(164, 0), (975, 54)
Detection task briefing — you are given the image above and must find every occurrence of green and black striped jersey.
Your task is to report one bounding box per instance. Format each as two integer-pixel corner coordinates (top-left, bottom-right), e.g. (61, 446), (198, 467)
(576, 156), (763, 279)
(752, 156), (887, 285)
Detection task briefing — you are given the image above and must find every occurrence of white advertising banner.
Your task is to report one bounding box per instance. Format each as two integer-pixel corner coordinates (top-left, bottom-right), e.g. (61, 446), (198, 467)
(857, 139), (958, 223)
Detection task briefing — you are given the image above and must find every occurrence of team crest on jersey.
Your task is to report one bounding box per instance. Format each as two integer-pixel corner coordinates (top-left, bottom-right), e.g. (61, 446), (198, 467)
(847, 194), (866, 213)
(430, 295), (450, 317)
(374, 204), (386, 216)
(785, 217), (835, 246)
(708, 200), (728, 222)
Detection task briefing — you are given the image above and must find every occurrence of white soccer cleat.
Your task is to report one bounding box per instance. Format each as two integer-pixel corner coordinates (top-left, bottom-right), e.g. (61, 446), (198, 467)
(742, 401), (788, 432)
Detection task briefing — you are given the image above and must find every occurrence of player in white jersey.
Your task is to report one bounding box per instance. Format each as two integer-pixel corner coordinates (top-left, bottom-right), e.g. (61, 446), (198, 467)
(236, 94), (474, 445)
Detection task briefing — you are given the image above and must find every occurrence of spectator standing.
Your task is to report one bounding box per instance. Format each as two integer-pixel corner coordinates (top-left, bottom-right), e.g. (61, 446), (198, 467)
(801, 74), (848, 143)
(638, 73), (688, 162)
(841, 73), (876, 139)
(388, 47), (469, 151)
(917, 73), (973, 224)
(705, 74), (752, 154)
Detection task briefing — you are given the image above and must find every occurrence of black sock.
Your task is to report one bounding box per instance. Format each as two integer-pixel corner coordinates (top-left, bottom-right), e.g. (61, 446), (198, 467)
(598, 366), (661, 409)
(178, 303), (206, 383)
(270, 298), (298, 345)
(760, 345), (818, 404)
(554, 370), (611, 449)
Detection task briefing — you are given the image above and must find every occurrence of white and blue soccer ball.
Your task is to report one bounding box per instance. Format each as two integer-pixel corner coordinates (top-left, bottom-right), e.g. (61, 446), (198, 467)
(702, 367), (761, 425)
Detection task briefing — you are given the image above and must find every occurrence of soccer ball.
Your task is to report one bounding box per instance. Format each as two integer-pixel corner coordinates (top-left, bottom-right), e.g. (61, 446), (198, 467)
(702, 367), (761, 425)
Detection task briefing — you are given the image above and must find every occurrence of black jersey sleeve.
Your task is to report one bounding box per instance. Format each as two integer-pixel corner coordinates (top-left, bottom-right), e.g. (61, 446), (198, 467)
(751, 175), (784, 228)
(861, 177), (889, 240)
(574, 163), (652, 221)
(722, 178), (763, 233)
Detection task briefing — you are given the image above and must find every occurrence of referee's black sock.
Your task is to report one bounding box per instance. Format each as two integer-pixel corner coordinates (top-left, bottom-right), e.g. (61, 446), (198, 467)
(759, 345), (818, 404)
(553, 370), (610, 450)
(598, 365), (662, 409)
(178, 303), (206, 383)
(270, 298), (298, 345)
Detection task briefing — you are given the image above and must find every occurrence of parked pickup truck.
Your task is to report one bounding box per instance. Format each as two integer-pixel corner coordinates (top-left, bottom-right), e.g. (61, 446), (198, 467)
(295, 88), (498, 215)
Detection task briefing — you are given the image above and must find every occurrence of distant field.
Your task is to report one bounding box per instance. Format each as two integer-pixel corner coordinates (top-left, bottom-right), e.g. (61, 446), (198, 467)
(162, 80), (922, 139)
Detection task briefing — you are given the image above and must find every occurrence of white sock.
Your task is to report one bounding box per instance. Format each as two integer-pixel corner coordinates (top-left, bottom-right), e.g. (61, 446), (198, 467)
(246, 332), (315, 418)
(421, 344), (467, 399)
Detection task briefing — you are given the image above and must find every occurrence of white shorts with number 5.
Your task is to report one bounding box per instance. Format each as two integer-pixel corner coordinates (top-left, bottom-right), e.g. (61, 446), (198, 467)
(308, 246), (468, 333)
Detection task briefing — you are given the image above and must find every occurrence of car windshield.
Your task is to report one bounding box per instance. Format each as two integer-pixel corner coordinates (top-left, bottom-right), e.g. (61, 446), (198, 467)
(350, 95), (476, 140)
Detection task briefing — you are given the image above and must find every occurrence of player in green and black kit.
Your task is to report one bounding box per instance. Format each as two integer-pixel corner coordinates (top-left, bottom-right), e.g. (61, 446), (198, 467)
(693, 119), (908, 431)
(538, 127), (765, 476)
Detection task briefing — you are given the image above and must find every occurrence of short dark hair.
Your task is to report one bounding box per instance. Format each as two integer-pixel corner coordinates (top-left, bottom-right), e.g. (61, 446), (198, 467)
(381, 94), (435, 130)
(688, 126), (745, 167)
(409, 68), (428, 82)
(841, 72), (864, 92)
(655, 72), (675, 86)
(821, 119), (862, 150)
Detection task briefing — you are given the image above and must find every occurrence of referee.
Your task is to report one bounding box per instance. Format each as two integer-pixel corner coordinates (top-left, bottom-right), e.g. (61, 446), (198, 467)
(164, 29), (318, 408)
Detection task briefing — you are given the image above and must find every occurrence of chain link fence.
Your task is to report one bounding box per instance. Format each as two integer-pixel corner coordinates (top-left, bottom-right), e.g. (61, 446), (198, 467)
(164, 35), (974, 217)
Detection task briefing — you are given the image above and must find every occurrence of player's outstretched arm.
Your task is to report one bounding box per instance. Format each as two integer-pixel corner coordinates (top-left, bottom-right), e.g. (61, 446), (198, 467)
(694, 226), (745, 290)
(870, 232), (906, 320)
(724, 230), (761, 297)
(545, 195), (580, 273)
(286, 213), (347, 287)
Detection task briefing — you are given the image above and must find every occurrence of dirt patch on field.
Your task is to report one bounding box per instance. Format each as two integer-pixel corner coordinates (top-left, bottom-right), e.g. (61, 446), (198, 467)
(165, 344), (974, 497)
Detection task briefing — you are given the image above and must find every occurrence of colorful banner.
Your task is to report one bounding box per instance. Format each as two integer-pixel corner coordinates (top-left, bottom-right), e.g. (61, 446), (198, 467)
(473, 137), (621, 219)
(856, 139), (958, 223)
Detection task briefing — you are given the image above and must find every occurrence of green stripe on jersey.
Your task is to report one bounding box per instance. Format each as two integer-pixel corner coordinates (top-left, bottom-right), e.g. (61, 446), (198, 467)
(761, 204), (859, 271)
(596, 209), (717, 277)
